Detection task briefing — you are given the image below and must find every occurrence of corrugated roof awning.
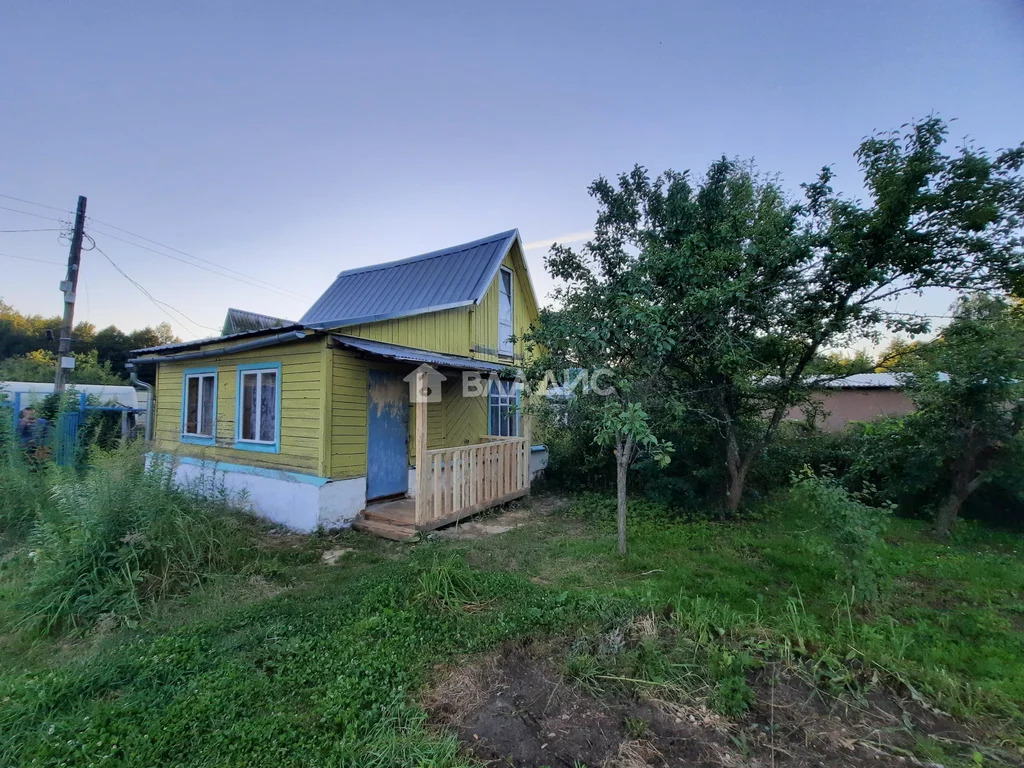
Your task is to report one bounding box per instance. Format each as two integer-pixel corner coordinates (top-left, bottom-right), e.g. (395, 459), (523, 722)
(331, 335), (514, 373)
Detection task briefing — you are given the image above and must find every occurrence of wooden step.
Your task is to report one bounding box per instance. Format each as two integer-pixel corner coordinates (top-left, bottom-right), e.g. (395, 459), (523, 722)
(352, 516), (419, 542)
(362, 507), (416, 526)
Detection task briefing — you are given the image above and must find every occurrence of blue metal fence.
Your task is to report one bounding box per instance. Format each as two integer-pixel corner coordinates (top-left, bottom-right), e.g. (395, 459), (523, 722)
(1, 390), (144, 467)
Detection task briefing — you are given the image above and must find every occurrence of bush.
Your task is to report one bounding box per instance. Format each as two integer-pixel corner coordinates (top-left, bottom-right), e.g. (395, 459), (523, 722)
(13, 446), (257, 633)
(788, 467), (891, 602)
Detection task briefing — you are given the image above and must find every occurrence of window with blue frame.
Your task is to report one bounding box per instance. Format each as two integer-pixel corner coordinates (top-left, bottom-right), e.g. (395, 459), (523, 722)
(488, 378), (519, 437)
(235, 364), (280, 450)
(181, 369), (217, 443)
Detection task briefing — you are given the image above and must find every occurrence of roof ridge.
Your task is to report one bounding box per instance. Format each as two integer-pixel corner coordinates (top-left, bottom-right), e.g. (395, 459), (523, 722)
(333, 229), (518, 279)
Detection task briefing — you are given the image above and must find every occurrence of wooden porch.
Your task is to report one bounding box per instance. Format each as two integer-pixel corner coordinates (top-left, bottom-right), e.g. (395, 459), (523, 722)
(353, 369), (531, 541)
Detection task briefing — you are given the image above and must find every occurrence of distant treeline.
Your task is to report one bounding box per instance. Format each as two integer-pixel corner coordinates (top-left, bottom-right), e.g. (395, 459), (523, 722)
(0, 299), (179, 385)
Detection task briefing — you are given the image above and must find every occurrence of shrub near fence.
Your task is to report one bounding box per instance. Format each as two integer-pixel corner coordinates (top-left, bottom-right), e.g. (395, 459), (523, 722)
(1, 438), (259, 634)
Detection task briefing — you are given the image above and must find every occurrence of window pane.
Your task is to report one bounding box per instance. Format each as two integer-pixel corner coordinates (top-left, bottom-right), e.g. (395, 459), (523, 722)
(241, 373), (257, 440)
(200, 375), (215, 436)
(498, 270), (514, 355)
(259, 371), (277, 442)
(185, 377), (199, 434)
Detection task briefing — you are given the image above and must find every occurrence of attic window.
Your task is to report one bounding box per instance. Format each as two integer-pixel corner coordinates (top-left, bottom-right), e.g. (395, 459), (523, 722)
(498, 266), (514, 357)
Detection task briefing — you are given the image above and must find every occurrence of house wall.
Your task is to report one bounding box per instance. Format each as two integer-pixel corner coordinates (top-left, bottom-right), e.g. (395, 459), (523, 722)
(470, 246), (537, 363)
(151, 336), (326, 474)
(329, 347), (467, 480)
(333, 242), (539, 364)
(332, 307), (472, 360)
(786, 388), (916, 432)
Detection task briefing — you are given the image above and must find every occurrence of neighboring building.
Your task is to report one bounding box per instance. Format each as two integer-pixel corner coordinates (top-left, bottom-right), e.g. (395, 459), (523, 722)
(130, 230), (544, 538)
(222, 308), (292, 336)
(786, 373), (915, 431)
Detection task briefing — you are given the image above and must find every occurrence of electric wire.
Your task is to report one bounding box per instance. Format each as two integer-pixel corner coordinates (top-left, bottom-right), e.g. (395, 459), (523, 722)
(85, 217), (312, 301)
(0, 252), (65, 266)
(1, 191), (311, 303)
(92, 242), (222, 338)
(0, 204), (68, 223)
(86, 223), (310, 302)
(0, 193), (75, 215)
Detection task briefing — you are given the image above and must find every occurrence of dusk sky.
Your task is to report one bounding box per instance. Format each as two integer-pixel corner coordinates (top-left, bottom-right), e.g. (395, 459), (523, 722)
(2, 1), (1023, 343)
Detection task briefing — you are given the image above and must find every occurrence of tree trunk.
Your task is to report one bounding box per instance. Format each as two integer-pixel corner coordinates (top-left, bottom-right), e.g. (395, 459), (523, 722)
(724, 428), (749, 513)
(614, 434), (633, 557)
(933, 452), (985, 538)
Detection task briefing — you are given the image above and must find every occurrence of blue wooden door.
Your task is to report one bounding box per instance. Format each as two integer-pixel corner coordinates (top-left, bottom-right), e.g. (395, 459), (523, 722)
(366, 370), (409, 500)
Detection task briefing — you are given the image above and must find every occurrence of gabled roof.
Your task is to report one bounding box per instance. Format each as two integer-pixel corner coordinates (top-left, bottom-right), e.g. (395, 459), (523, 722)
(300, 229), (531, 329)
(223, 308), (292, 335)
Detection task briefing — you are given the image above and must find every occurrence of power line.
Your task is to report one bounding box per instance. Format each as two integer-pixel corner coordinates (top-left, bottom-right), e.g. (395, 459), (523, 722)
(1, 191), (312, 303)
(0, 193), (74, 215)
(0, 251), (65, 266)
(86, 223), (310, 302)
(0, 228), (63, 233)
(92, 242), (222, 338)
(0, 204), (68, 223)
(85, 217), (312, 301)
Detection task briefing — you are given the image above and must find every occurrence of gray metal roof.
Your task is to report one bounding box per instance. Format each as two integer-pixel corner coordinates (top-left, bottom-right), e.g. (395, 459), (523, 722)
(301, 229), (520, 329)
(332, 335), (513, 373)
(130, 324), (309, 356)
(223, 308), (292, 335)
(817, 373), (908, 389)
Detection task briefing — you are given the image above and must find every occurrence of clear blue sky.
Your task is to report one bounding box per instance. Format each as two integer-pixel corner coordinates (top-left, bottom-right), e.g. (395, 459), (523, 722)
(2, 0), (1022, 342)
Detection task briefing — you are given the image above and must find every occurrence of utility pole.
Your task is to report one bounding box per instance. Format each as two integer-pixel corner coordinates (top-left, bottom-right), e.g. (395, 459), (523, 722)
(54, 195), (87, 393)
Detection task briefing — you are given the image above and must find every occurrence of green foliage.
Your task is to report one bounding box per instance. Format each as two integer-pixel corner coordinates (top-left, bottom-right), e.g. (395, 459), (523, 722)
(10, 446), (257, 633)
(534, 118), (1024, 512)
(1, 493), (1023, 764)
(788, 467), (891, 602)
(0, 348), (126, 385)
(0, 298), (178, 384)
(903, 296), (1024, 535)
(0, 423), (50, 539)
(707, 647), (755, 718)
(0, 538), (612, 767)
(416, 554), (483, 609)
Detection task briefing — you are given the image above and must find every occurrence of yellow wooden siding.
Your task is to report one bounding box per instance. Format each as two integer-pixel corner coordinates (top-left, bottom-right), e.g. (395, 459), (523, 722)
(151, 337), (326, 474)
(332, 306), (472, 358)
(470, 249), (537, 363)
(442, 375), (489, 445)
(328, 349), (447, 480)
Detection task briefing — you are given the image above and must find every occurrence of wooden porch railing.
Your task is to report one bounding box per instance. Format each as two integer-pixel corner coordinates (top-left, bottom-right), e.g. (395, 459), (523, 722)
(414, 436), (530, 526)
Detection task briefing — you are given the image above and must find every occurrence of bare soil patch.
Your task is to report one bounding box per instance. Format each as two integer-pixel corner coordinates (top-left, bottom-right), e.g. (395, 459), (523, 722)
(426, 641), (1016, 768)
(434, 495), (570, 541)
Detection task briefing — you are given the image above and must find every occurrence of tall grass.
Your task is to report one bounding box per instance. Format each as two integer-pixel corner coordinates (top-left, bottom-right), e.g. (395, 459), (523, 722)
(2, 441), (258, 634)
(0, 424), (50, 541)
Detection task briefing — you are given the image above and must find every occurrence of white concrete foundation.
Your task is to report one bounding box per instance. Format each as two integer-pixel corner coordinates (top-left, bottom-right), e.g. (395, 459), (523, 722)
(155, 455), (367, 533)
(318, 476), (366, 529)
(152, 446), (548, 534)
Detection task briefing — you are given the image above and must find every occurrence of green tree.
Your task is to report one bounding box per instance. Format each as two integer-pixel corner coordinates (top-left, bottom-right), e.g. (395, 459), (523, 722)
(0, 348), (125, 385)
(524, 220), (672, 555)
(552, 118), (1023, 511)
(903, 296), (1024, 537)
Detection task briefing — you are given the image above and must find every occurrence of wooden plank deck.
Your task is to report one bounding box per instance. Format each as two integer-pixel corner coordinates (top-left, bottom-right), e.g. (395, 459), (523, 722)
(352, 488), (529, 540)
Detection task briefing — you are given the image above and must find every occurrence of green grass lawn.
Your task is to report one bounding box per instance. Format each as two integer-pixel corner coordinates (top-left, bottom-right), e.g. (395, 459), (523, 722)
(1, 495), (1022, 767)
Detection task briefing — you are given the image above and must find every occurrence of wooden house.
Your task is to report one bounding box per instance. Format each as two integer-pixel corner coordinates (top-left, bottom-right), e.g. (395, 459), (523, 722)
(129, 230), (544, 539)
